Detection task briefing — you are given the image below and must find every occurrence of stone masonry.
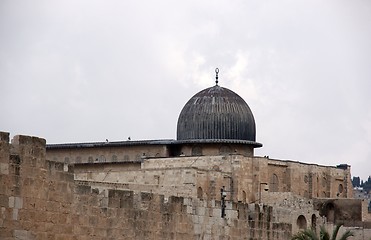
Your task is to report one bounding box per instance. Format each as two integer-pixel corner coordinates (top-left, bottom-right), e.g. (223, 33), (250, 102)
(1, 132), (293, 239)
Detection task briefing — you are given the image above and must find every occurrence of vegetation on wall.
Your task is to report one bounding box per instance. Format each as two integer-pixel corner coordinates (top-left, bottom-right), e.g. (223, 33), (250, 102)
(291, 223), (353, 240)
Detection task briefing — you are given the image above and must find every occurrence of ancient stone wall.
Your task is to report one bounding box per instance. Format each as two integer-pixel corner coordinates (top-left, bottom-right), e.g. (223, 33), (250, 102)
(265, 157), (352, 199)
(47, 144), (168, 164)
(1, 132), (292, 239)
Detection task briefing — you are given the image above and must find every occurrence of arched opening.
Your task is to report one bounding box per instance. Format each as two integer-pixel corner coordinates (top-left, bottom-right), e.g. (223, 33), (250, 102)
(242, 190), (247, 203)
(311, 214), (317, 231)
(322, 177), (327, 187)
(197, 187), (203, 199)
(191, 146), (202, 156)
(98, 155), (106, 162)
(324, 203), (335, 223)
(112, 155), (117, 162)
(64, 157), (70, 164)
(270, 174), (279, 192)
(338, 184), (344, 197)
(297, 215), (307, 230)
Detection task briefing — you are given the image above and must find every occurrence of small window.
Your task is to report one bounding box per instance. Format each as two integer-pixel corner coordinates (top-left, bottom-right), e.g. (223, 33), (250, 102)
(197, 187), (203, 199)
(242, 190), (247, 203)
(112, 155), (118, 162)
(338, 184), (343, 193)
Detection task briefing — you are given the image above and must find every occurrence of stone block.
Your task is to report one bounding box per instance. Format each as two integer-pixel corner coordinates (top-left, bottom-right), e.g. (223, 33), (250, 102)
(0, 227), (13, 238)
(14, 196), (23, 209)
(12, 208), (18, 220)
(0, 163), (9, 175)
(0, 195), (8, 207)
(196, 206), (206, 215)
(8, 196), (14, 208)
(186, 206), (193, 214)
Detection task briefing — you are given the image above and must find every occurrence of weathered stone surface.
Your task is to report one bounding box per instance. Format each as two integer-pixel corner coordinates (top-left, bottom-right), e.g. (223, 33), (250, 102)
(1, 131), (370, 239)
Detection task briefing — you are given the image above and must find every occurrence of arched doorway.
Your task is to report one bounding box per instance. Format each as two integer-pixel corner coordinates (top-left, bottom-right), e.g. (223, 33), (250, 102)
(297, 215), (307, 229)
(324, 203), (335, 223)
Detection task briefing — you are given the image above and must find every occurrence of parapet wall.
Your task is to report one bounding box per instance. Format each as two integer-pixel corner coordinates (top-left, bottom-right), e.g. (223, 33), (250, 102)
(0, 132), (291, 239)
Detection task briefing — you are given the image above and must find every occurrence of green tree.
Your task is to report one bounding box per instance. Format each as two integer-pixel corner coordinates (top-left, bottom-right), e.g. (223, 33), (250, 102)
(291, 223), (354, 240)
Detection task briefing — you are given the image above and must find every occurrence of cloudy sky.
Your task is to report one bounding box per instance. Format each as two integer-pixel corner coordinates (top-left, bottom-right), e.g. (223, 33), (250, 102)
(1, 0), (370, 180)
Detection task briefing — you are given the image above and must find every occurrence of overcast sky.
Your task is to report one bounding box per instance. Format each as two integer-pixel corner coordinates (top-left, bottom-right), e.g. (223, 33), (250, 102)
(1, 0), (370, 180)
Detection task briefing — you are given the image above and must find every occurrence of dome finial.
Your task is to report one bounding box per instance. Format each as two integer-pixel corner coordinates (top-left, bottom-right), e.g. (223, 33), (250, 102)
(215, 68), (219, 86)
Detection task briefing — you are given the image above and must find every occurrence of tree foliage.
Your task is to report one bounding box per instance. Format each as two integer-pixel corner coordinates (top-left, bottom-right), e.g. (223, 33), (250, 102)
(291, 223), (353, 240)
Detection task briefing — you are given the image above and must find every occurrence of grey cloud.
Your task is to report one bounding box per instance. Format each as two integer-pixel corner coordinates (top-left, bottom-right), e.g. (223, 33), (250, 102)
(1, 0), (370, 179)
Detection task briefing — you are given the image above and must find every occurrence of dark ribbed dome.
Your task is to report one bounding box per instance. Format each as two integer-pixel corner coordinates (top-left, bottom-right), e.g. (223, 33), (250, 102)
(177, 85), (257, 142)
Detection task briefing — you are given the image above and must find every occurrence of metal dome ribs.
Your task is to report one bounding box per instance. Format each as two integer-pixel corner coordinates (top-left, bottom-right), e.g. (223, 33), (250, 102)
(177, 85), (257, 142)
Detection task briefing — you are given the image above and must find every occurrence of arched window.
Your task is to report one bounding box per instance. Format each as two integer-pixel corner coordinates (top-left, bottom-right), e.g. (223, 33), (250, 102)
(270, 174), (279, 192)
(322, 177), (327, 187)
(338, 184), (344, 193)
(124, 155), (129, 161)
(75, 156), (81, 163)
(242, 190), (247, 203)
(98, 155), (106, 162)
(297, 215), (307, 229)
(112, 155), (118, 162)
(64, 157), (70, 164)
(197, 187), (203, 199)
(88, 157), (93, 163)
(192, 146), (202, 156)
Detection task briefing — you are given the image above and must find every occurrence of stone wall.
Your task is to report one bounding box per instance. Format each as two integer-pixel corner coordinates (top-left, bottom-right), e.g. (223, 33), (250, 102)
(48, 141), (353, 204)
(46, 144), (168, 164)
(1, 132), (292, 239)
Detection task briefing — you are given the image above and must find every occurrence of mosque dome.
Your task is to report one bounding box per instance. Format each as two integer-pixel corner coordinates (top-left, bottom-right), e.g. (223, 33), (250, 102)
(176, 72), (261, 147)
